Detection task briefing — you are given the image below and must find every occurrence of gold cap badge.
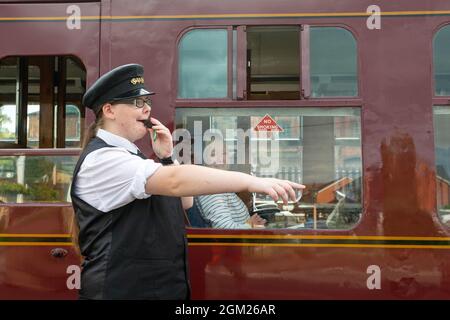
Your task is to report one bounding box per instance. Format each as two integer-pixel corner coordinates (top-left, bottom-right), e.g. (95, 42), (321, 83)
(130, 77), (144, 85)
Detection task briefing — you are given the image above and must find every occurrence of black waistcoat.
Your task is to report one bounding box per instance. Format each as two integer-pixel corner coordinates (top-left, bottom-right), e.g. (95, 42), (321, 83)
(71, 137), (190, 299)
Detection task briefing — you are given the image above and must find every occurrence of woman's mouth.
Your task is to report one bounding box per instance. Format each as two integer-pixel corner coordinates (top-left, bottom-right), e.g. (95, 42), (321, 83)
(138, 119), (152, 128)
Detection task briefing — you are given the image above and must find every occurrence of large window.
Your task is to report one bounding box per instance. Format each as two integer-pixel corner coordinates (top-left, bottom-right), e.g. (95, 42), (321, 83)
(434, 25), (450, 96)
(0, 56), (86, 148)
(433, 106), (450, 226)
(177, 25), (358, 100)
(0, 56), (85, 203)
(176, 107), (362, 230)
(433, 25), (450, 226)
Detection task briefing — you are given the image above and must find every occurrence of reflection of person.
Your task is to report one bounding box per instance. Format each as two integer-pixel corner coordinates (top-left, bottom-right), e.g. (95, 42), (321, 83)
(195, 193), (266, 229)
(195, 140), (266, 229)
(71, 64), (304, 300)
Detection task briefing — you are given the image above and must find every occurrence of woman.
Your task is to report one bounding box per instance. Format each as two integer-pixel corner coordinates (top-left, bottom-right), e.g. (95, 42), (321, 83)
(71, 63), (305, 300)
(194, 141), (266, 229)
(195, 193), (266, 229)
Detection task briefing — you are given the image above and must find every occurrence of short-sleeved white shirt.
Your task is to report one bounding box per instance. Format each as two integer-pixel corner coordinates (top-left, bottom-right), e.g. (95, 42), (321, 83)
(73, 129), (162, 212)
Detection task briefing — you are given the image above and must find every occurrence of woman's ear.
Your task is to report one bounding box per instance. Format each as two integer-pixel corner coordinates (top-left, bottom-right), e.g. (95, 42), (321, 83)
(101, 103), (115, 120)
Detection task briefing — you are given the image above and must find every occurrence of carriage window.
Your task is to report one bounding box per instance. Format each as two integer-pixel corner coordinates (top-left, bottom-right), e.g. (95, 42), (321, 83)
(310, 27), (358, 97)
(0, 57), (19, 145)
(434, 25), (450, 96)
(0, 154), (78, 203)
(0, 56), (85, 203)
(26, 63), (41, 148)
(65, 105), (81, 147)
(247, 26), (300, 100)
(177, 26), (359, 101)
(0, 56), (86, 148)
(175, 107), (362, 230)
(178, 29), (228, 98)
(433, 106), (450, 226)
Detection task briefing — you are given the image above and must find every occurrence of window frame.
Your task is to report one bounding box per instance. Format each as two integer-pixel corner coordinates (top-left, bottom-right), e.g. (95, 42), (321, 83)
(433, 22), (450, 99)
(175, 22), (364, 232)
(307, 25), (359, 99)
(176, 26), (232, 101)
(0, 55), (86, 149)
(432, 105), (450, 229)
(0, 56), (27, 148)
(432, 23), (450, 230)
(175, 106), (364, 231)
(175, 23), (361, 106)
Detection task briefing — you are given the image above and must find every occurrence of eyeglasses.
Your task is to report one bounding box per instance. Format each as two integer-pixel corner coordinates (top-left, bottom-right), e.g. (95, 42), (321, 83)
(111, 97), (152, 108)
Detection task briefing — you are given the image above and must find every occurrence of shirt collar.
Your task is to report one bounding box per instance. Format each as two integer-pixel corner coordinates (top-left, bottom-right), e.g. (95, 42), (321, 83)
(97, 129), (140, 154)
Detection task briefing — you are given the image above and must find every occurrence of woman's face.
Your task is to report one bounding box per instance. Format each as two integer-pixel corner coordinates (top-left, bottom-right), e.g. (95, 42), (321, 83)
(110, 98), (151, 142)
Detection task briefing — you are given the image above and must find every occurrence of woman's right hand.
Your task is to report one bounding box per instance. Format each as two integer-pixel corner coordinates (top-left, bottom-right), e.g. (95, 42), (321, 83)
(248, 177), (305, 204)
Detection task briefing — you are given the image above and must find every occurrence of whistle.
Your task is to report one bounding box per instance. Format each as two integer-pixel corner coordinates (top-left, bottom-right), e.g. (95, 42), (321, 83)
(140, 119), (157, 141)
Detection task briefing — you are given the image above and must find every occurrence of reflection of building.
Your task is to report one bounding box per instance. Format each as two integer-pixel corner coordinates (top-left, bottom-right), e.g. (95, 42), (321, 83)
(178, 110), (363, 209)
(27, 105), (80, 147)
(0, 56), (85, 149)
(435, 146), (450, 208)
(437, 176), (450, 208)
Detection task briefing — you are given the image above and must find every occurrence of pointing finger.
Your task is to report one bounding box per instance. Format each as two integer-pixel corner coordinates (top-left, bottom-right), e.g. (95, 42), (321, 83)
(279, 180), (296, 202)
(272, 184), (288, 204)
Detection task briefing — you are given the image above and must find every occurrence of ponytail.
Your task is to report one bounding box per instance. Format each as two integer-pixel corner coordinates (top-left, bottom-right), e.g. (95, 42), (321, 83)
(81, 111), (104, 150)
(73, 110), (104, 256)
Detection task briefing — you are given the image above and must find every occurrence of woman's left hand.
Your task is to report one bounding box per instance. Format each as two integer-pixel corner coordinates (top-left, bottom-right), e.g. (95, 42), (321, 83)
(249, 213), (266, 228)
(149, 117), (173, 159)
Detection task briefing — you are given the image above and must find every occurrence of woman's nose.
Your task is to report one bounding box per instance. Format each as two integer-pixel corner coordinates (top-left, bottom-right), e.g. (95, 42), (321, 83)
(143, 105), (151, 114)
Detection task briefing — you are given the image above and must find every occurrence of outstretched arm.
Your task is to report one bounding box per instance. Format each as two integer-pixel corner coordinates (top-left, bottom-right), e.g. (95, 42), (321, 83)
(145, 165), (304, 204)
(146, 118), (305, 204)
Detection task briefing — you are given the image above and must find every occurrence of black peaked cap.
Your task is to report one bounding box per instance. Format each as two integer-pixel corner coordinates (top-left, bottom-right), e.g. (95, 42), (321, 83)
(82, 63), (154, 114)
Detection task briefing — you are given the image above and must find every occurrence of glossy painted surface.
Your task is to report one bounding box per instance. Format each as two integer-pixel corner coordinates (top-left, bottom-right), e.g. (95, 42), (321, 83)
(1, 0), (450, 299)
(187, 241), (450, 299)
(0, 2), (98, 299)
(0, 204), (79, 299)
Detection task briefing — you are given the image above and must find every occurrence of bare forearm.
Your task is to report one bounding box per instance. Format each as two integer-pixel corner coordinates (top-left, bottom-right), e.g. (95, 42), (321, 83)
(176, 165), (253, 195)
(146, 165), (254, 197)
(168, 160), (194, 208)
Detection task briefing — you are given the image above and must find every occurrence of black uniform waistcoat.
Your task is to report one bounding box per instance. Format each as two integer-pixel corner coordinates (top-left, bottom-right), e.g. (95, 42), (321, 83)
(71, 137), (190, 299)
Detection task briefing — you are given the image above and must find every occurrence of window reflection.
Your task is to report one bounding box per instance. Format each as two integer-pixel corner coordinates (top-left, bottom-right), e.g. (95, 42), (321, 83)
(0, 56), (85, 148)
(0, 154), (78, 203)
(0, 105), (17, 144)
(0, 58), (19, 144)
(310, 27), (358, 97)
(177, 26), (359, 100)
(178, 29), (228, 98)
(433, 106), (450, 226)
(27, 104), (40, 148)
(176, 107), (362, 230)
(65, 105), (81, 147)
(434, 25), (450, 96)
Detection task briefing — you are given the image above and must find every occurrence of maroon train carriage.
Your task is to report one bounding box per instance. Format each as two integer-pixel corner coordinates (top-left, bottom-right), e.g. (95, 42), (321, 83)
(0, 0), (450, 299)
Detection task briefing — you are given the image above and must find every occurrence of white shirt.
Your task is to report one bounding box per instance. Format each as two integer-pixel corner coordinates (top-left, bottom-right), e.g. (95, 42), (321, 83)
(74, 129), (162, 212)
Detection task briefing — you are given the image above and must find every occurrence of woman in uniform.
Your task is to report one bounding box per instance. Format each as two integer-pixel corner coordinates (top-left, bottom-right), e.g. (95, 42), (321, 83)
(71, 63), (305, 300)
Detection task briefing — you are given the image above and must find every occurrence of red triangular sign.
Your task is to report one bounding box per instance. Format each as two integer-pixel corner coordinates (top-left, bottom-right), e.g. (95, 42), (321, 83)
(254, 114), (284, 132)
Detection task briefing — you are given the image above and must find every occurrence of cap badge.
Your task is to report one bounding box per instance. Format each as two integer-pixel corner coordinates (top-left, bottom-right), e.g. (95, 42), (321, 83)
(130, 77), (144, 85)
